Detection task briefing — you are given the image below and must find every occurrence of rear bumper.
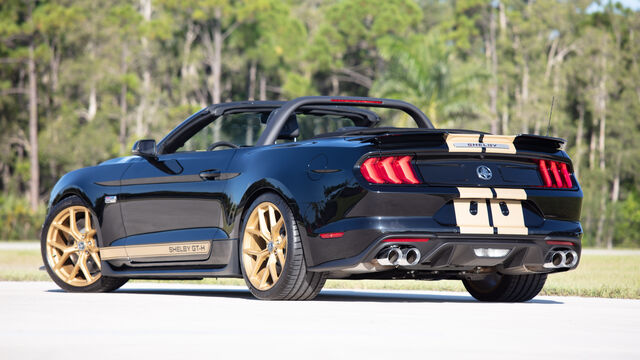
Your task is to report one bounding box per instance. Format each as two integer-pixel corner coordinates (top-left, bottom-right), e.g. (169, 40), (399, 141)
(305, 216), (582, 275)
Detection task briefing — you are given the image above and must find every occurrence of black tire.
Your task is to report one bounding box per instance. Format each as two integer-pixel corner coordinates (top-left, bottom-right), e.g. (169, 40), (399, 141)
(41, 195), (128, 293)
(239, 193), (326, 300)
(462, 273), (547, 302)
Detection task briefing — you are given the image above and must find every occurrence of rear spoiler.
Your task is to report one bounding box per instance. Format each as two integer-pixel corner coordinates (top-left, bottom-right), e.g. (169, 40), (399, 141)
(513, 134), (566, 151)
(361, 131), (566, 154)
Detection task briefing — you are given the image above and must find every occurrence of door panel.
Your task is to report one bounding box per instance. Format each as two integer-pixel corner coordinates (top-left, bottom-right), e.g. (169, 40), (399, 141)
(122, 198), (223, 235)
(119, 150), (236, 241)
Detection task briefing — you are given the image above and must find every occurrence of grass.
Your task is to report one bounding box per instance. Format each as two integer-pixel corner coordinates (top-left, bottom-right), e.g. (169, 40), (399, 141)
(2, 247), (638, 299)
(0, 249), (50, 282)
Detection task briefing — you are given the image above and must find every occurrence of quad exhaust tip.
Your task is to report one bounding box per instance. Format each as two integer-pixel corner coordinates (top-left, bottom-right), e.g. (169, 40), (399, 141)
(398, 248), (421, 266)
(377, 247), (403, 266)
(544, 250), (578, 269)
(377, 247), (421, 266)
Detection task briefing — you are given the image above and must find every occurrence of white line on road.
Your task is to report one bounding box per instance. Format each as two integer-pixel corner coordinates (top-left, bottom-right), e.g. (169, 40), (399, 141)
(0, 241), (39, 250)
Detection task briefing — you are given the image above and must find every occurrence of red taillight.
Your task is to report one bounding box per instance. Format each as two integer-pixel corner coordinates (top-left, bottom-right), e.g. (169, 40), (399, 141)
(538, 160), (553, 187)
(320, 232), (344, 239)
(560, 162), (573, 188)
(393, 156), (420, 184)
(546, 240), (574, 246)
(549, 161), (563, 188)
(359, 156), (420, 184)
(537, 160), (573, 188)
(382, 238), (430, 243)
(376, 157), (402, 184)
(361, 158), (384, 184)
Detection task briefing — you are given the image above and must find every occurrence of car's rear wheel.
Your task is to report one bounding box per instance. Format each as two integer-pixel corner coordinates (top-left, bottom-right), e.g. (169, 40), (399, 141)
(462, 273), (547, 302)
(41, 196), (128, 292)
(240, 193), (326, 300)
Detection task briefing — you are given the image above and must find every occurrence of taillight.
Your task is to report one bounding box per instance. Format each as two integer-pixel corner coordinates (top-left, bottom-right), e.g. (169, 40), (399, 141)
(359, 156), (420, 184)
(537, 160), (573, 188)
(559, 162), (573, 188)
(382, 237), (430, 243)
(393, 156), (420, 184)
(546, 240), (574, 246)
(319, 232), (344, 239)
(361, 158), (385, 184)
(376, 157), (402, 184)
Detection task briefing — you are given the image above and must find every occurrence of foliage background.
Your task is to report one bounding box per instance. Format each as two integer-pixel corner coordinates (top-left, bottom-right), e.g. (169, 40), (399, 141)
(0, 0), (639, 247)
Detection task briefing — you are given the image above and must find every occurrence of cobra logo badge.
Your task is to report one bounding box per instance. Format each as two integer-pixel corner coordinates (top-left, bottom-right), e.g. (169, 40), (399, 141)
(476, 165), (492, 180)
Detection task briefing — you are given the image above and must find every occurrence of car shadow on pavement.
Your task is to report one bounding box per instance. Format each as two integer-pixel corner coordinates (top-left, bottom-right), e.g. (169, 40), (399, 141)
(69, 287), (561, 304)
(317, 289), (561, 304)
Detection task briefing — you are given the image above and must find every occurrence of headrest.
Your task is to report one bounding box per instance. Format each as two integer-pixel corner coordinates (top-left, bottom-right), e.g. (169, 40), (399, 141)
(277, 114), (299, 140)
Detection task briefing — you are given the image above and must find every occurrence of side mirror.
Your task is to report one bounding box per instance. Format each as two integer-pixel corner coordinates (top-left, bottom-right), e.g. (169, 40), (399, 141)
(132, 139), (157, 159)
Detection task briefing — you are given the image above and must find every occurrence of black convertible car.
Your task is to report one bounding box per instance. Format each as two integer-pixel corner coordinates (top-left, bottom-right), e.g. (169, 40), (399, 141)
(41, 96), (582, 301)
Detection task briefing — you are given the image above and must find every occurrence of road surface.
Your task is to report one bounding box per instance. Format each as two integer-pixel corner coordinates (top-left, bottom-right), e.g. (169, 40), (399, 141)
(1, 281), (639, 359)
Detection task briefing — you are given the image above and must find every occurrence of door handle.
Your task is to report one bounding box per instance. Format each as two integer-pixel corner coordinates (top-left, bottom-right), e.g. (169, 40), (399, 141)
(199, 169), (221, 180)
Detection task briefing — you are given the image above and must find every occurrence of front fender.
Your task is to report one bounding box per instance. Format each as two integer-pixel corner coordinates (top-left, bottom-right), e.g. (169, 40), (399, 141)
(47, 162), (131, 247)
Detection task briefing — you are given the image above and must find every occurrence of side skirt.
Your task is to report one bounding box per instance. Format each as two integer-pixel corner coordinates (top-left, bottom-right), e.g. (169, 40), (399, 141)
(100, 259), (243, 278)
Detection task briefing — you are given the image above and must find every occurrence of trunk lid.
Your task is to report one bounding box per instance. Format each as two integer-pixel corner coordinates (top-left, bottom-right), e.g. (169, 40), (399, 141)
(358, 130), (572, 188)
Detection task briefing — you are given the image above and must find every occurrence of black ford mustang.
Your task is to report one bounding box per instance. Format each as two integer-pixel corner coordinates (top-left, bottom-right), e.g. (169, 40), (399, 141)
(41, 96), (582, 301)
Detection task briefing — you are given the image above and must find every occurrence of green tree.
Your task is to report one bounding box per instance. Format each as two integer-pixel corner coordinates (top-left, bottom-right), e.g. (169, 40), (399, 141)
(371, 33), (487, 128)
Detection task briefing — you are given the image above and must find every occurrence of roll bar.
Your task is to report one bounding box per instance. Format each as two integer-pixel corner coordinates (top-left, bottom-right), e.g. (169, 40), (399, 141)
(255, 96), (434, 146)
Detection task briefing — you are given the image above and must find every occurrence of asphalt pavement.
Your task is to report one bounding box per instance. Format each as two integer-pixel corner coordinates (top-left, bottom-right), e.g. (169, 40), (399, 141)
(1, 281), (639, 359)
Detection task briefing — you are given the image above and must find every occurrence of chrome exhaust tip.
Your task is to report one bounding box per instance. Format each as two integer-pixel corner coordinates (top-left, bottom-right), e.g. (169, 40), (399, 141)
(564, 250), (578, 268)
(398, 247), (421, 266)
(544, 251), (567, 269)
(552, 251), (566, 267)
(377, 247), (402, 266)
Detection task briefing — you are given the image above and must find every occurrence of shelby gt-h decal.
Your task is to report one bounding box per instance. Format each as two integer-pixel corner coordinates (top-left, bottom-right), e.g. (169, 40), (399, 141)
(41, 96), (582, 301)
(100, 241), (211, 260)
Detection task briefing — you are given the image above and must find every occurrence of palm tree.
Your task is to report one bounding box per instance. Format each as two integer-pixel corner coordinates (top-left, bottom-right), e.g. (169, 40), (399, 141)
(372, 33), (488, 128)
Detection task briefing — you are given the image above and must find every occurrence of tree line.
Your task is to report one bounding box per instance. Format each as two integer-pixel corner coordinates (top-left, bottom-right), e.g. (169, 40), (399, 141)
(0, 0), (639, 246)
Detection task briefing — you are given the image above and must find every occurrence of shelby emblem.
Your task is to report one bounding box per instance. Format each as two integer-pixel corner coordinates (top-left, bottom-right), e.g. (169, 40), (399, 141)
(476, 165), (493, 180)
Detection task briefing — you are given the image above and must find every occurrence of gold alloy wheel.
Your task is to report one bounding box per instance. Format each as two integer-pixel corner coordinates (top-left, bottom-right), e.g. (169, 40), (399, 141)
(242, 202), (287, 291)
(45, 205), (102, 286)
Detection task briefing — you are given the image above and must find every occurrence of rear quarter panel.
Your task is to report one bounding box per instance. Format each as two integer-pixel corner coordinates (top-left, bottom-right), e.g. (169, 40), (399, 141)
(225, 139), (372, 265)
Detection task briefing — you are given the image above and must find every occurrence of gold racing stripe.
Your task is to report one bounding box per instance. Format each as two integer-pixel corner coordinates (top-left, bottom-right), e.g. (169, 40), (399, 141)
(100, 241), (211, 260)
(454, 187), (528, 235)
(482, 135), (517, 154)
(445, 134), (516, 154)
(490, 200), (528, 235)
(126, 241), (210, 258)
(457, 187), (493, 199)
(453, 199), (494, 234)
(494, 188), (527, 200)
(445, 134), (482, 153)
(457, 187), (526, 200)
(99, 246), (127, 260)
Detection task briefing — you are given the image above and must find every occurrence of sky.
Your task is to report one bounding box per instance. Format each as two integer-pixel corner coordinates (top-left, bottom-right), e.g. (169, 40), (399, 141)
(615, 0), (640, 10)
(587, 0), (640, 11)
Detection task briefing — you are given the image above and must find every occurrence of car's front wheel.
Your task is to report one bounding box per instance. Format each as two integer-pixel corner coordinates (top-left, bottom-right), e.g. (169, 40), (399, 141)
(41, 196), (128, 292)
(462, 273), (547, 302)
(239, 193), (326, 300)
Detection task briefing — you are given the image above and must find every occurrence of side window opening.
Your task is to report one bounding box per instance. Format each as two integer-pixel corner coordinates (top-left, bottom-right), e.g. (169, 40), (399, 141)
(171, 107), (417, 152)
(293, 114), (357, 141)
(177, 112), (265, 152)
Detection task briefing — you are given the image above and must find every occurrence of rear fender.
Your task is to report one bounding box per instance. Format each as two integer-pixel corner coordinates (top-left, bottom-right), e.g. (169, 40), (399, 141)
(234, 178), (313, 268)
